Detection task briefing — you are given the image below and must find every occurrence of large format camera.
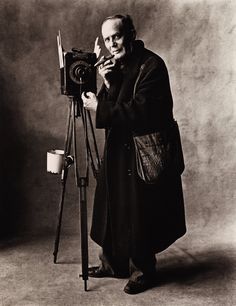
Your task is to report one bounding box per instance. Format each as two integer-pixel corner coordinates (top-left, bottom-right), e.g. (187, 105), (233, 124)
(60, 48), (97, 97)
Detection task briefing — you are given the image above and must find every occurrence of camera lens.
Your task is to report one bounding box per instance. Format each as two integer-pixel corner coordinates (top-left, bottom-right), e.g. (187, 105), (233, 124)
(75, 66), (86, 78)
(69, 60), (90, 85)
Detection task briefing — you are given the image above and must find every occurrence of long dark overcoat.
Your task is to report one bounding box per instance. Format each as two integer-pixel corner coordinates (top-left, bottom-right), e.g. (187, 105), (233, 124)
(90, 40), (186, 258)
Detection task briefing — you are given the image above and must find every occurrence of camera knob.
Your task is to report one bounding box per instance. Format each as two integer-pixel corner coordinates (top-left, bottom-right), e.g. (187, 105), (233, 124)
(72, 48), (82, 53)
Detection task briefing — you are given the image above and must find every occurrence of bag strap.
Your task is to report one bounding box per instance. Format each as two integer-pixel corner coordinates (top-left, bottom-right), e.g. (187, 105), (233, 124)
(133, 64), (145, 99)
(132, 61), (178, 133)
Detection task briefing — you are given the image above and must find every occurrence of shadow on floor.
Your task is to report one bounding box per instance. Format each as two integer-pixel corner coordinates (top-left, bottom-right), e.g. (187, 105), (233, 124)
(156, 246), (235, 287)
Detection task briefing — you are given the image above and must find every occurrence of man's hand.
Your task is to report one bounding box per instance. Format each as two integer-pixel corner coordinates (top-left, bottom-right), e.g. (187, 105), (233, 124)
(81, 92), (98, 112)
(98, 58), (115, 89)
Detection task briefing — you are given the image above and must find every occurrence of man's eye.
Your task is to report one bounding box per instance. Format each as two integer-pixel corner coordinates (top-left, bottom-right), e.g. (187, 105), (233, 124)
(114, 34), (121, 40)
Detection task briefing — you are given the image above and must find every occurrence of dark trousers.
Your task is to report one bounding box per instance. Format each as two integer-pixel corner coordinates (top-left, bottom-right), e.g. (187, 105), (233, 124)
(98, 211), (157, 281)
(99, 245), (157, 281)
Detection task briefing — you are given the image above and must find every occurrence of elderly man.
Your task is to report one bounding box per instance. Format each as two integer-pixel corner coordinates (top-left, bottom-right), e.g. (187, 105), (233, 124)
(82, 14), (186, 294)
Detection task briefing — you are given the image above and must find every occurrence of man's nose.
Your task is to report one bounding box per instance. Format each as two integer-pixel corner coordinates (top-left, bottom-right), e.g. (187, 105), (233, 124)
(110, 38), (117, 48)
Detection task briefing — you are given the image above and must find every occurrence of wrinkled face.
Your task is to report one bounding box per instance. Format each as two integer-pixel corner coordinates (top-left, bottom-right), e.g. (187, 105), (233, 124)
(101, 19), (131, 60)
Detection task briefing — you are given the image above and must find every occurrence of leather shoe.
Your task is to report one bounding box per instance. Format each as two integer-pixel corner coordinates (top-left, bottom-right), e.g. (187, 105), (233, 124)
(124, 277), (156, 294)
(88, 266), (129, 279)
(88, 266), (114, 278)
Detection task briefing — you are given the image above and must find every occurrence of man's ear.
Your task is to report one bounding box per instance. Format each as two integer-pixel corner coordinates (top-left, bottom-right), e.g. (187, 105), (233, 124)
(126, 29), (136, 43)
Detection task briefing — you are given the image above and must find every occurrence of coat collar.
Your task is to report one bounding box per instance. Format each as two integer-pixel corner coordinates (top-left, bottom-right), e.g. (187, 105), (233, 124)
(116, 40), (145, 102)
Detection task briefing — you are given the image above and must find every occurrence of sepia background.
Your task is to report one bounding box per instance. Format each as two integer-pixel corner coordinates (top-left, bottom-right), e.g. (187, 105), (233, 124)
(1, 0), (235, 240)
(0, 0), (235, 305)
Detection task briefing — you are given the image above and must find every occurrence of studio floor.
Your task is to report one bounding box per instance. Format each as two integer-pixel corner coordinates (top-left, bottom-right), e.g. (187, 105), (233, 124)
(0, 229), (235, 306)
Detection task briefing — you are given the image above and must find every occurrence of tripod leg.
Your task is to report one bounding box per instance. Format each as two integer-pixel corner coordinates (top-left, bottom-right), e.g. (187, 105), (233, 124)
(77, 177), (89, 291)
(87, 110), (101, 169)
(53, 101), (73, 263)
(72, 103), (89, 291)
(53, 177), (67, 263)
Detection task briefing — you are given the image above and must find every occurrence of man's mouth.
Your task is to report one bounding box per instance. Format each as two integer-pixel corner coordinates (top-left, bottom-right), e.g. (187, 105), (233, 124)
(112, 50), (120, 54)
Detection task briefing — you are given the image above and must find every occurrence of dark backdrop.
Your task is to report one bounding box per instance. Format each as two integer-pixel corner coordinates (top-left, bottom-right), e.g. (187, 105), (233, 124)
(0, 0), (235, 245)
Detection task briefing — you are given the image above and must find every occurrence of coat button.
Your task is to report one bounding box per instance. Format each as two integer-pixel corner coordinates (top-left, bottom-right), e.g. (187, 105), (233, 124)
(124, 143), (130, 150)
(128, 169), (132, 176)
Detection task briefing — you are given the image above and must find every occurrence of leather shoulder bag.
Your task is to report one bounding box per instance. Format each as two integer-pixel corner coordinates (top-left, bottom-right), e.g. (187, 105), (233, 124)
(132, 64), (185, 184)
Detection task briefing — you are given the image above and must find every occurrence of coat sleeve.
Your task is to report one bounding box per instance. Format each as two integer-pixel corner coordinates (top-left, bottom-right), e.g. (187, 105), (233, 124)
(96, 57), (173, 131)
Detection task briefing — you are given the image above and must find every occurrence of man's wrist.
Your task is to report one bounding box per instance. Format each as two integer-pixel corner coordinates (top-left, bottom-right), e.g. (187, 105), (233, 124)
(104, 80), (110, 89)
